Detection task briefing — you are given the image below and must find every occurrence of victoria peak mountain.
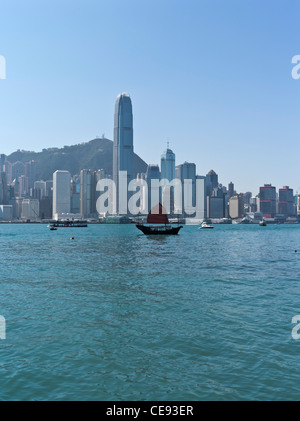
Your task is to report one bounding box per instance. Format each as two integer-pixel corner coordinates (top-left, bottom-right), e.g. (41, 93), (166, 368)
(6, 138), (148, 181)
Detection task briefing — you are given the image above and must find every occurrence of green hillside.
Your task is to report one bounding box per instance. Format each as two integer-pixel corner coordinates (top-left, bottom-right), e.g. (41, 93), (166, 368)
(6, 138), (148, 181)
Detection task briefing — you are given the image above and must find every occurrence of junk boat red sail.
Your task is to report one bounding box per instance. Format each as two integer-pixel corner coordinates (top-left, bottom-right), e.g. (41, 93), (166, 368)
(136, 203), (183, 235)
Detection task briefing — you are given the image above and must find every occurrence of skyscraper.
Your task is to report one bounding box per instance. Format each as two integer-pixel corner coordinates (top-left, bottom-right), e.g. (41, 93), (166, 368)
(25, 160), (36, 191)
(52, 170), (71, 219)
(175, 162), (196, 216)
(259, 184), (276, 218)
(228, 182), (234, 198)
(161, 147), (175, 181)
(145, 164), (161, 212)
(113, 93), (134, 215)
(206, 170), (218, 196)
(160, 147), (176, 214)
(278, 186), (294, 216)
(80, 169), (92, 218)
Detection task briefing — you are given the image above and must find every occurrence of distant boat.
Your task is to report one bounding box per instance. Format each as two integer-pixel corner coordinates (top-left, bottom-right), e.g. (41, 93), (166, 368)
(259, 220), (267, 226)
(136, 203), (183, 235)
(48, 219), (88, 229)
(199, 221), (214, 229)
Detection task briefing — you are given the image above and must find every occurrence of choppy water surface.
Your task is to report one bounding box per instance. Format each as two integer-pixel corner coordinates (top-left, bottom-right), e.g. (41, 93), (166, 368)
(0, 223), (300, 400)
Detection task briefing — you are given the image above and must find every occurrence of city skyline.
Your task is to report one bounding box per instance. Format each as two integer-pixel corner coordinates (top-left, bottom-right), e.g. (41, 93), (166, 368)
(0, 0), (299, 195)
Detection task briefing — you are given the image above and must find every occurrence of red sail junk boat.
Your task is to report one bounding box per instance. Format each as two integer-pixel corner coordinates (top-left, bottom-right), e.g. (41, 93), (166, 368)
(136, 203), (183, 235)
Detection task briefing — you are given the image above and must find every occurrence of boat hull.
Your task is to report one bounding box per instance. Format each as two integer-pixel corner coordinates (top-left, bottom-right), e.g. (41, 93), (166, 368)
(136, 224), (182, 235)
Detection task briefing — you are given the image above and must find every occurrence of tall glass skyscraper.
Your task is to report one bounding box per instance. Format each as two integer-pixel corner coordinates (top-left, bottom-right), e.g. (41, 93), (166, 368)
(161, 147), (175, 181)
(160, 147), (176, 214)
(113, 93), (134, 214)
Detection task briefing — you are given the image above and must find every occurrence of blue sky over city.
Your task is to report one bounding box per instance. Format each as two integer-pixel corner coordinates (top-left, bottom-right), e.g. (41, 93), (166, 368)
(0, 0), (299, 194)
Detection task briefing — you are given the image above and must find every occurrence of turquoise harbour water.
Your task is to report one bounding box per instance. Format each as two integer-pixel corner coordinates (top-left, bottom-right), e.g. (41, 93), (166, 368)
(0, 223), (300, 401)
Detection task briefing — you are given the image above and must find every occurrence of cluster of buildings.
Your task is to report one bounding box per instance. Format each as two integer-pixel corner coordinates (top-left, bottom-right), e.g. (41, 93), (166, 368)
(0, 93), (299, 223)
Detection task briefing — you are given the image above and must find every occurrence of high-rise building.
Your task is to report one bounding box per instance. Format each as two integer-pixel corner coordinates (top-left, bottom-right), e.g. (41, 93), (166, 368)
(113, 93), (134, 215)
(296, 194), (300, 216)
(0, 155), (6, 172)
(21, 199), (39, 220)
(160, 147), (176, 214)
(228, 182), (235, 199)
(80, 169), (105, 218)
(249, 196), (258, 213)
(33, 180), (47, 199)
(91, 169), (105, 217)
(278, 186), (294, 216)
(207, 186), (225, 219)
(0, 172), (8, 204)
(206, 170), (218, 196)
(80, 169), (92, 218)
(4, 160), (12, 184)
(259, 184), (276, 217)
(45, 180), (53, 198)
(161, 147), (175, 182)
(25, 160), (36, 191)
(229, 195), (244, 219)
(52, 170), (71, 219)
(145, 164), (161, 212)
(175, 162), (196, 216)
(18, 175), (28, 197)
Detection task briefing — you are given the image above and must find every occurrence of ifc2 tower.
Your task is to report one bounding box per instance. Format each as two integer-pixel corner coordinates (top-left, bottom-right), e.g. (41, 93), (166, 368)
(113, 93), (134, 215)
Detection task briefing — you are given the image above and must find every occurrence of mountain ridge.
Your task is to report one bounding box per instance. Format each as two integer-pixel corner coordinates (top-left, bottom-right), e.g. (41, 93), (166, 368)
(6, 138), (148, 181)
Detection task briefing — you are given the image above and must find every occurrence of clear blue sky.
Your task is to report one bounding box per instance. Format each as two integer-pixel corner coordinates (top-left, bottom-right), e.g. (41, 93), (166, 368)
(0, 0), (299, 195)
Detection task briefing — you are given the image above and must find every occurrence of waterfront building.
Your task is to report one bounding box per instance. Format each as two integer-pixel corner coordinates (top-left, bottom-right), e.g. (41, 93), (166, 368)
(206, 170), (218, 197)
(207, 193), (225, 219)
(0, 172), (8, 204)
(229, 195), (244, 219)
(25, 160), (36, 191)
(259, 184), (276, 218)
(278, 186), (294, 216)
(161, 147), (176, 214)
(3, 160), (12, 184)
(195, 175), (206, 220)
(228, 182), (235, 199)
(205, 171), (225, 219)
(80, 169), (105, 218)
(296, 194), (300, 216)
(18, 175), (29, 197)
(113, 93), (134, 215)
(175, 162), (196, 216)
(45, 180), (53, 198)
(0, 155), (6, 172)
(161, 147), (175, 182)
(21, 198), (39, 220)
(33, 181), (47, 200)
(91, 169), (105, 217)
(39, 197), (52, 220)
(52, 170), (71, 220)
(145, 165), (161, 213)
(0, 205), (12, 220)
(249, 196), (258, 213)
(10, 197), (23, 219)
(80, 169), (92, 218)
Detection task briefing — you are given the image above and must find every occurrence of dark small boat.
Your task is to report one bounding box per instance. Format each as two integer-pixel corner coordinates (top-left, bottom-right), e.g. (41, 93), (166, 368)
(136, 203), (183, 235)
